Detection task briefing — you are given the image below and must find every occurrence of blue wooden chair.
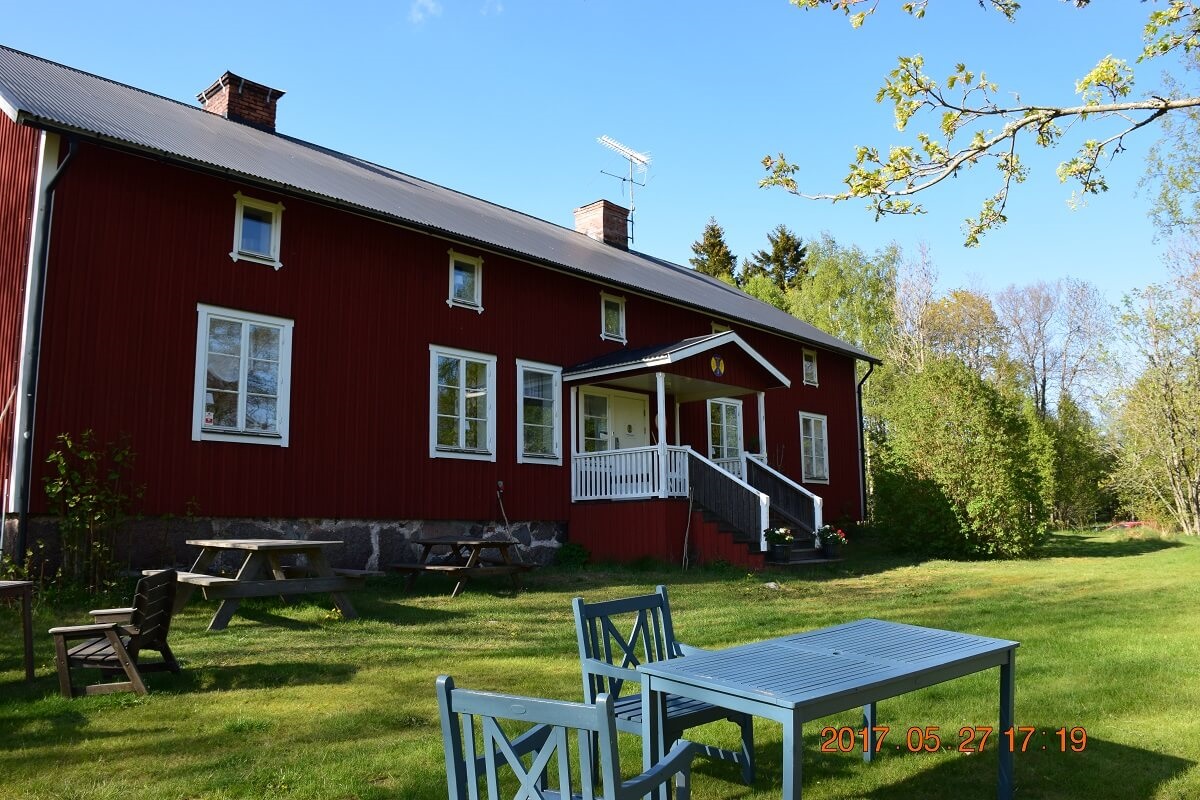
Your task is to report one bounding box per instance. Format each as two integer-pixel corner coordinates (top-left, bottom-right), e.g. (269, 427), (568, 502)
(437, 674), (696, 800)
(571, 584), (754, 785)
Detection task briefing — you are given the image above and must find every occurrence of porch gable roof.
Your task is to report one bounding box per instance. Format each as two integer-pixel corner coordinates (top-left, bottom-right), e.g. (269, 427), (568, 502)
(563, 331), (790, 392)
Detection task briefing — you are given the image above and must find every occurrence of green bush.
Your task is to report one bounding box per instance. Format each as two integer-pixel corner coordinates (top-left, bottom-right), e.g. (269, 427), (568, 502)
(554, 541), (590, 569)
(871, 358), (1048, 558)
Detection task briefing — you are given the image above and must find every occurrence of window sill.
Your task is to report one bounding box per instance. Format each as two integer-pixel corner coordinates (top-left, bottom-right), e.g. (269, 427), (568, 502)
(518, 453), (562, 466)
(600, 333), (627, 344)
(804, 380), (819, 388)
(446, 298), (484, 314)
(195, 428), (288, 447)
(229, 250), (283, 270)
(432, 447), (496, 462)
(802, 477), (830, 485)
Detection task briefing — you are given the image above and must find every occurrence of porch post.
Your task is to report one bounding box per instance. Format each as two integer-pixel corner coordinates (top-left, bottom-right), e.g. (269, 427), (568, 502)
(674, 401), (681, 446)
(757, 391), (767, 458)
(656, 372), (668, 499)
(569, 385), (578, 501)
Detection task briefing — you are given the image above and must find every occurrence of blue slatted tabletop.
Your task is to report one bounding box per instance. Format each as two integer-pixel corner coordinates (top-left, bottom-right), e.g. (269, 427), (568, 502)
(638, 618), (1019, 800)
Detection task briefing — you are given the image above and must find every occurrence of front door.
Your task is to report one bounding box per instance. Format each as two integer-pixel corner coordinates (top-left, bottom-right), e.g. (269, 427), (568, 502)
(580, 389), (650, 451)
(611, 394), (650, 450)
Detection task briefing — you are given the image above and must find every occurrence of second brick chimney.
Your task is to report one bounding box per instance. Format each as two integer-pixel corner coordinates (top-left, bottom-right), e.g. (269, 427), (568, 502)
(574, 200), (629, 249)
(198, 71), (285, 132)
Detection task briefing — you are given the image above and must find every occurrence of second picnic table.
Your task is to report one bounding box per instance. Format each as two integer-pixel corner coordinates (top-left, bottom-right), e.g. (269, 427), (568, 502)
(168, 539), (371, 631)
(390, 537), (530, 597)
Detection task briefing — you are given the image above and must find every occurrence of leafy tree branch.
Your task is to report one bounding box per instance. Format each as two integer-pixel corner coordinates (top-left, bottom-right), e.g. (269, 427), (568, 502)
(765, 0), (1200, 245)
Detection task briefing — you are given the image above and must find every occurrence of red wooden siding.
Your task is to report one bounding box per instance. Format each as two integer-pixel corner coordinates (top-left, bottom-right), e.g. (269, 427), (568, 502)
(23, 139), (866, 537)
(0, 116), (38, 510)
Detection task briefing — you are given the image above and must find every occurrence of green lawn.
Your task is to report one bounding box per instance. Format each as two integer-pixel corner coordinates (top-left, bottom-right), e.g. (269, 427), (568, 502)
(1, 530), (1197, 799)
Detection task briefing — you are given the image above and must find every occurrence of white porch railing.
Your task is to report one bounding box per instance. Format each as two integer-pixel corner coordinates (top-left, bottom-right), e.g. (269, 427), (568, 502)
(572, 445), (690, 501)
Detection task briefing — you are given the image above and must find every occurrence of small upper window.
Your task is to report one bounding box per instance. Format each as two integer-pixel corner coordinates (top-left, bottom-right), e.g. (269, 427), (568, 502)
(711, 322), (731, 334)
(601, 292), (626, 342)
(230, 192), (284, 270)
(803, 349), (818, 386)
(447, 250), (484, 312)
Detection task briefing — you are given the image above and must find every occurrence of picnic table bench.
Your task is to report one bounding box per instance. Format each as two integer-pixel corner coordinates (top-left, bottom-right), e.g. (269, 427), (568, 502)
(390, 537), (531, 597)
(155, 539), (370, 631)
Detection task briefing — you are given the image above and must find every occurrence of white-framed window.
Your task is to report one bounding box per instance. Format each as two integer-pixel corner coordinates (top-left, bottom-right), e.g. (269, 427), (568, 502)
(516, 360), (562, 465)
(430, 345), (497, 461)
(707, 398), (743, 461)
(799, 411), (829, 483)
(192, 304), (293, 446)
(230, 192), (284, 269)
(447, 249), (484, 312)
(803, 349), (819, 387)
(600, 292), (626, 342)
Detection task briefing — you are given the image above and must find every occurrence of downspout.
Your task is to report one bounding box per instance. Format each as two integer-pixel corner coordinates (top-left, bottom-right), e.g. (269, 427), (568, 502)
(14, 137), (76, 567)
(855, 361), (875, 522)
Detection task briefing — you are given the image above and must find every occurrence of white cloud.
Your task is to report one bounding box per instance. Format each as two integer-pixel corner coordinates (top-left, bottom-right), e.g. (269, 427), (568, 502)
(410, 0), (442, 23)
(481, 0), (504, 15)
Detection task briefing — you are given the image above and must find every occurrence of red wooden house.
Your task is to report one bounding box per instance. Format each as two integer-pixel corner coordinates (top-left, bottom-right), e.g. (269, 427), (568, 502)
(0, 46), (877, 570)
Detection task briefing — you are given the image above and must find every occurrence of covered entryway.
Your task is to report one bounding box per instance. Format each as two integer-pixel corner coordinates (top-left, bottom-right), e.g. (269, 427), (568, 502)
(563, 331), (825, 549)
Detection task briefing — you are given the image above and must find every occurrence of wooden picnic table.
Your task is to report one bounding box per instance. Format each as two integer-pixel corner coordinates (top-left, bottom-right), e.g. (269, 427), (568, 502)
(389, 537), (531, 597)
(0, 580), (35, 680)
(161, 539), (372, 631)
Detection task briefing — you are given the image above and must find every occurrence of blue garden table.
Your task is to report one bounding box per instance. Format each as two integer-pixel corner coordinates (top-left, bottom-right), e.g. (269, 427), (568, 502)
(639, 618), (1018, 800)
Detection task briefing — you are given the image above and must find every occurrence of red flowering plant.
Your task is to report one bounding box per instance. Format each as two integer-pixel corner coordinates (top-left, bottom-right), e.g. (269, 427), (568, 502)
(817, 524), (848, 546)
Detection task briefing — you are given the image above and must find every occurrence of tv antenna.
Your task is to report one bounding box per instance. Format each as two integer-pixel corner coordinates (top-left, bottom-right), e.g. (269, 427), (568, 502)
(598, 135), (650, 244)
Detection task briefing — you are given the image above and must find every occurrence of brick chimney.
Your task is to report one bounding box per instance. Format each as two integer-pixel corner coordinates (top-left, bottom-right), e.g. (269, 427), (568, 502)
(198, 71), (285, 132)
(574, 199), (629, 249)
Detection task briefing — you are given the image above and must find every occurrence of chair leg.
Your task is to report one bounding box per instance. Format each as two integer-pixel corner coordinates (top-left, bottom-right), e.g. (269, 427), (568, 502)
(52, 633), (76, 698)
(105, 630), (148, 695)
(158, 643), (181, 674)
(737, 713), (755, 785)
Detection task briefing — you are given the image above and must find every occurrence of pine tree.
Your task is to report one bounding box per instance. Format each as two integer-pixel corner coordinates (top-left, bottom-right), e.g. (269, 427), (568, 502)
(689, 217), (737, 283)
(742, 224), (807, 291)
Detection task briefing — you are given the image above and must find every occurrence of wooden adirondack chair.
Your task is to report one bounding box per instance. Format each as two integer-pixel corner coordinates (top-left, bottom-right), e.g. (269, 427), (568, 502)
(49, 568), (181, 698)
(437, 674), (696, 800)
(572, 584), (755, 785)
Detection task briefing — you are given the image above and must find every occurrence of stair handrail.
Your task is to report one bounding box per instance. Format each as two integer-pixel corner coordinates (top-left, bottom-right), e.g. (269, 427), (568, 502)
(687, 448), (770, 550)
(745, 454), (824, 536)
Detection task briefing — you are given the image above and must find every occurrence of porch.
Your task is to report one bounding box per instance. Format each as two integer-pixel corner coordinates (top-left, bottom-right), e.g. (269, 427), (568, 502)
(563, 331), (823, 556)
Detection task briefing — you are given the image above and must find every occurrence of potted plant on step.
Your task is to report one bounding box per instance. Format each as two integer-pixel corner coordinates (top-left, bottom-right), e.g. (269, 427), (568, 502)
(765, 527), (795, 562)
(816, 525), (848, 559)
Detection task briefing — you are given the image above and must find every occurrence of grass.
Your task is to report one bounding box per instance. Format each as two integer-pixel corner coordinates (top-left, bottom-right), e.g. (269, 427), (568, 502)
(1, 529), (1198, 799)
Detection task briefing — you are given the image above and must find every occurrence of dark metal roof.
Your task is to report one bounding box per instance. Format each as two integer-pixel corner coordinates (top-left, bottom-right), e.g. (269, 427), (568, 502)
(565, 335), (717, 376)
(0, 44), (879, 363)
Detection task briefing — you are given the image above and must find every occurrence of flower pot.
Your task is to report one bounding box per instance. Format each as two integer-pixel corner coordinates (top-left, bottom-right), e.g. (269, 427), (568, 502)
(768, 542), (793, 562)
(821, 540), (842, 559)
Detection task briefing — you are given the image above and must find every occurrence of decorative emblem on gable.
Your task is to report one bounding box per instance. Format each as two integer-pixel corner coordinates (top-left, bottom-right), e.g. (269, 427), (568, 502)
(710, 355), (725, 377)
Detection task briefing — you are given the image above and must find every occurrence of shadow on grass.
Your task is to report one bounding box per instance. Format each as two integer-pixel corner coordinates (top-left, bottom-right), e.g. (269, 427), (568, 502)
(1037, 531), (1183, 559)
(723, 734), (1194, 800)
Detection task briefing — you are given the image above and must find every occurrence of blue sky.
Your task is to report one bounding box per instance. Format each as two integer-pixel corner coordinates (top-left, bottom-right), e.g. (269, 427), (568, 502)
(3, 1), (1180, 304)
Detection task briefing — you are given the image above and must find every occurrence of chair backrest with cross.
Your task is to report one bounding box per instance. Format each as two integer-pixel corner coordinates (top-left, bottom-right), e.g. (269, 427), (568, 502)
(436, 674), (695, 800)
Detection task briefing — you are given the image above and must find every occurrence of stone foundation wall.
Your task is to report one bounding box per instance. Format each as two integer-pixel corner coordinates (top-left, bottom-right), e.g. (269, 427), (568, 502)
(1, 516), (566, 575)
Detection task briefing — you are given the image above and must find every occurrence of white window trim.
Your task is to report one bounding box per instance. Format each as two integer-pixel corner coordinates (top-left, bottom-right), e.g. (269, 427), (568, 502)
(192, 304), (293, 447)
(706, 397), (744, 461)
(447, 249), (484, 313)
(230, 192), (284, 270)
(802, 348), (819, 387)
(600, 291), (626, 343)
(516, 359), (562, 466)
(799, 411), (830, 484)
(429, 344), (497, 462)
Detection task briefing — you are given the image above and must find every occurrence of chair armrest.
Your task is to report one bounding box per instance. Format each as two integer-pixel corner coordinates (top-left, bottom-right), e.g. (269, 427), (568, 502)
(89, 607), (134, 623)
(48, 622), (122, 639)
(620, 739), (697, 797)
(581, 658), (641, 683)
(673, 641), (708, 658)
